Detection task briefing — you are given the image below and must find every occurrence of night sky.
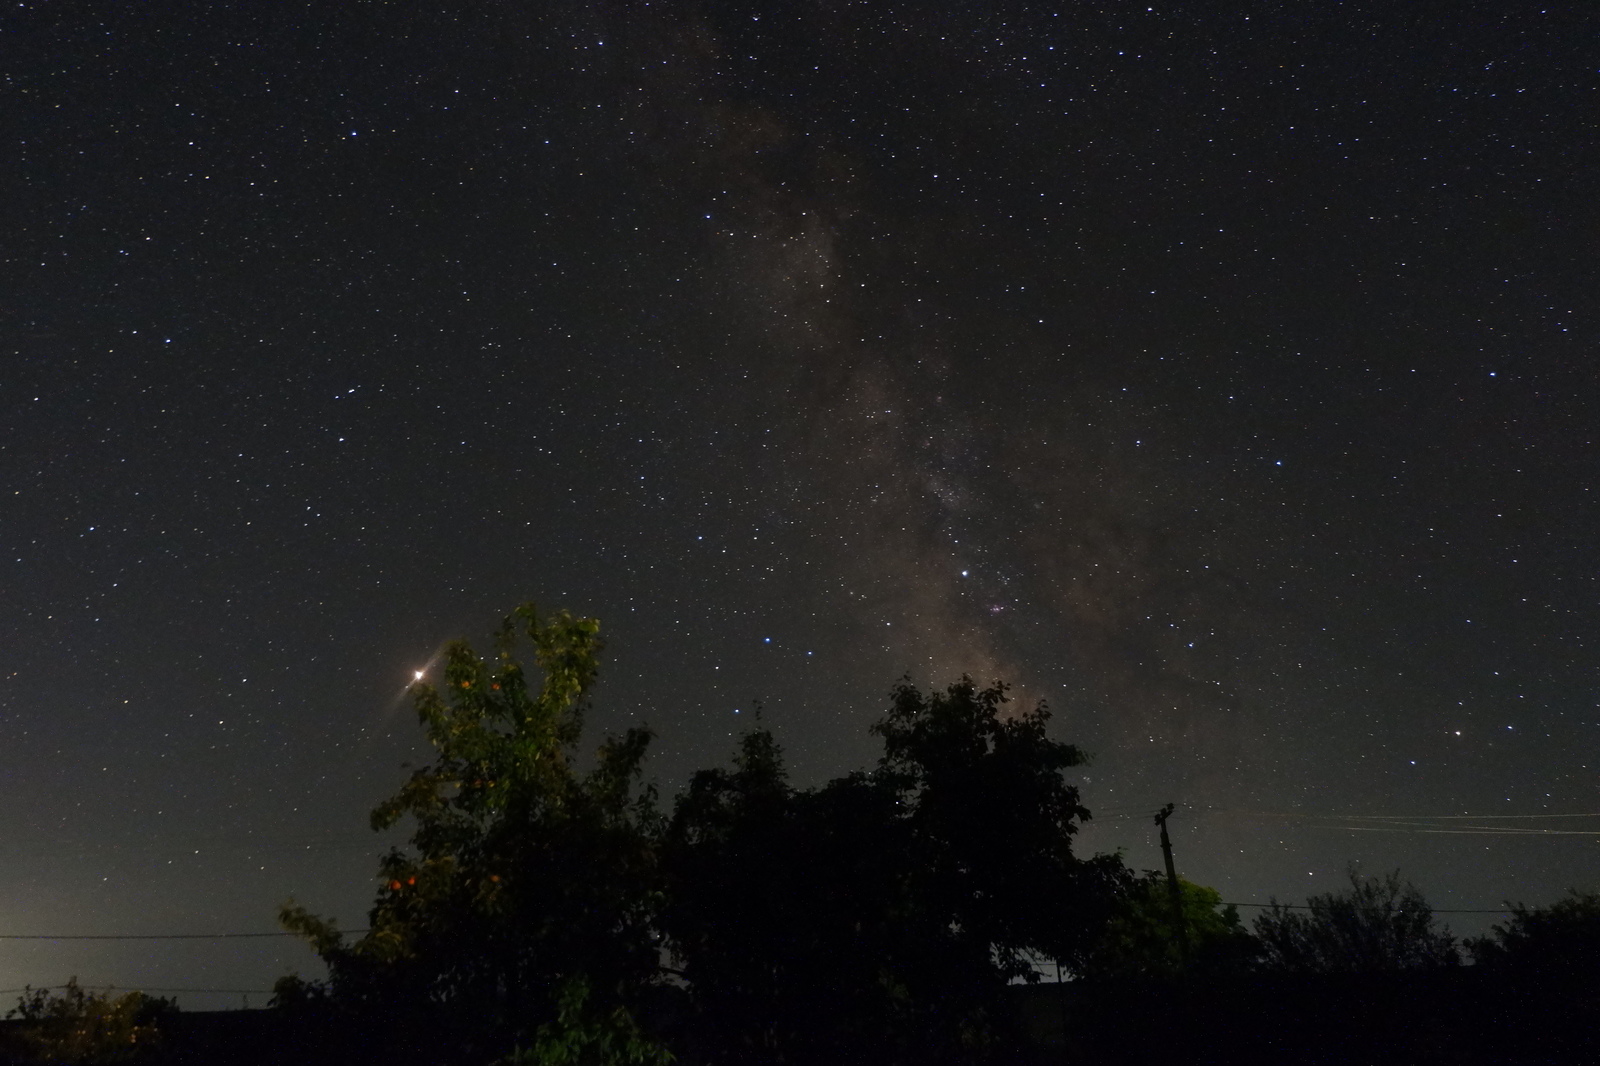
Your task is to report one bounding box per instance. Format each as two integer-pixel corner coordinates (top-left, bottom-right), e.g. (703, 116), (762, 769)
(4, 1), (1596, 1008)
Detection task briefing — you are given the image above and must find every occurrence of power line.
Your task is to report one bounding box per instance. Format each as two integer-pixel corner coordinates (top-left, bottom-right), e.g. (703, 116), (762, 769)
(1325, 825), (1600, 836)
(0, 985), (275, 996)
(1336, 812), (1600, 820)
(1204, 807), (1600, 823)
(1224, 901), (1511, 913)
(1165, 807), (1600, 837)
(0, 930), (365, 941)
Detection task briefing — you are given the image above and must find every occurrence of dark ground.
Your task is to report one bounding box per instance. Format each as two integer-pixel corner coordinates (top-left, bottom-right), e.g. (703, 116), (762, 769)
(3, 971), (1595, 1066)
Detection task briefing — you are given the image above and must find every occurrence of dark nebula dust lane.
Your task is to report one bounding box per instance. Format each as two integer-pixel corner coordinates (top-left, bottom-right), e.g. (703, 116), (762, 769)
(1, 1), (1596, 1005)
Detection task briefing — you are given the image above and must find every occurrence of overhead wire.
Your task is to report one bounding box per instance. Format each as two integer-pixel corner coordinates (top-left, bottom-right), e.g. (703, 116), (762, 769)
(0, 984), (276, 996)
(2, 807), (1572, 944)
(1094, 804), (1600, 836)
(0, 930), (365, 941)
(1223, 901), (1512, 913)
(1326, 825), (1600, 836)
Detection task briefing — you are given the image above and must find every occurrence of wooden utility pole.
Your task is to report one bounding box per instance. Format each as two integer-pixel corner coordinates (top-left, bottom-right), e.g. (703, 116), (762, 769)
(1155, 803), (1188, 961)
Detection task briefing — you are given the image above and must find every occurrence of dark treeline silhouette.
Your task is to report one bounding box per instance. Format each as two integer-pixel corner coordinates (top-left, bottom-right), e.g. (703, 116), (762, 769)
(660, 680), (1129, 1065)
(1042, 872), (1600, 1064)
(6, 606), (1598, 1065)
(263, 605), (1133, 1066)
(1254, 865), (1463, 973)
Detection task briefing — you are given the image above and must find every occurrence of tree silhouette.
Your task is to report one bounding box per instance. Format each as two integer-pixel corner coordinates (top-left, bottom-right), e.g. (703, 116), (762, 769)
(1085, 875), (1259, 978)
(5, 979), (175, 1064)
(873, 677), (1131, 985)
(1253, 865), (1459, 972)
(662, 677), (1130, 1065)
(275, 618), (1134, 1065)
(1469, 889), (1600, 985)
(661, 729), (907, 1064)
(279, 604), (666, 1064)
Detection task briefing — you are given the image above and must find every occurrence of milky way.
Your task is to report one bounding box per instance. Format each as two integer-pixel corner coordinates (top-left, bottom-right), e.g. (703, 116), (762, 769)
(3, 1), (1596, 1006)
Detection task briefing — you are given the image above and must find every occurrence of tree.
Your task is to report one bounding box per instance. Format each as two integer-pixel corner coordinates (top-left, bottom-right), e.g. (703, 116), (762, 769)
(1465, 890), (1600, 1061)
(1469, 889), (1600, 985)
(5, 979), (175, 1064)
(1085, 875), (1259, 978)
(658, 726), (794, 1062)
(661, 730), (908, 1065)
(661, 678), (1130, 1065)
(1253, 865), (1459, 972)
(502, 977), (674, 1066)
(280, 604), (667, 1064)
(872, 677), (1132, 983)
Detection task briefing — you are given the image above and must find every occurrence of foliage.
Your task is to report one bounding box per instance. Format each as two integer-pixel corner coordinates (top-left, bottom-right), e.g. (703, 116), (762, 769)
(501, 977), (674, 1066)
(1085, 875), (1259, 977)
(1253, 865), (1459, 972)
(872, 677), (1132, 982)
(5, 979), (175, 1064)
(279, 604), (664, 1061)
(661, 730), (908, 1064)
(661, 677), (1131, 1065)
(267, 974), (329, 1013)
(275, 614), (1132, 1064)
(1468, 889), (1600, 985)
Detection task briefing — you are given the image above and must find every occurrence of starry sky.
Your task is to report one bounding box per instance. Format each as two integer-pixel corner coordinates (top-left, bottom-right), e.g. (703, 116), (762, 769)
(3, 0), (1596, 1007)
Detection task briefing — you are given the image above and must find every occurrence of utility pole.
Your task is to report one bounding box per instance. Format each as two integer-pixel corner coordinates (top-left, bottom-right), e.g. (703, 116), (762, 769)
(1155, 803), (1188, 962)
